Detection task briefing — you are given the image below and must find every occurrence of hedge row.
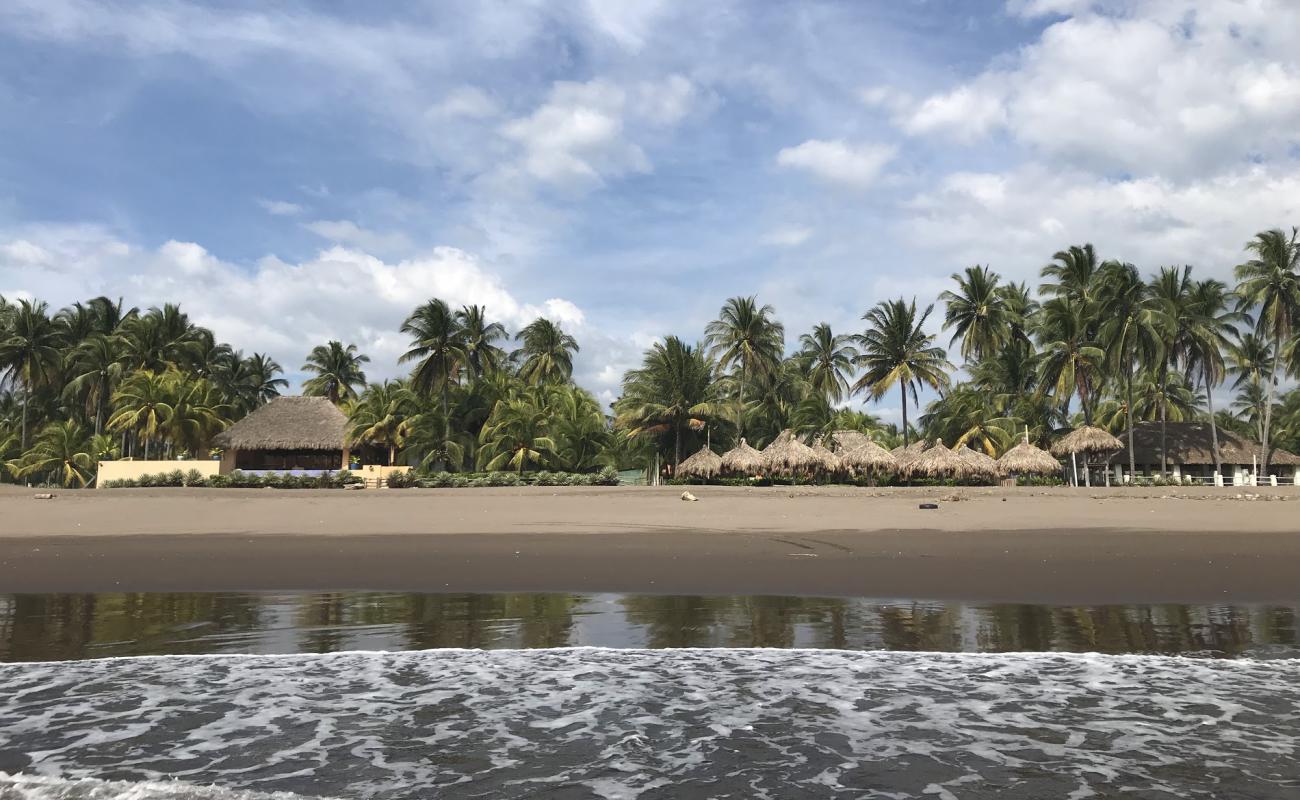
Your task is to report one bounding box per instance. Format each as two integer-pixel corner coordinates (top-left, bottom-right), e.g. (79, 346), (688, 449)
(100, 469), (363, 489)
(667, 474), (1066, 487)
(388, 467), (621, 489)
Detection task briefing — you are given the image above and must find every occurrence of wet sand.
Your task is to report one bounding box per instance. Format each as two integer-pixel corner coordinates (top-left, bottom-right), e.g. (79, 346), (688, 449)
(1, 485), (1298, 602)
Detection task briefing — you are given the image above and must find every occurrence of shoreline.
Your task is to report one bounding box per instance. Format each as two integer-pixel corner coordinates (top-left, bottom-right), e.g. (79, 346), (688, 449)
(2, 485), (1298, 602)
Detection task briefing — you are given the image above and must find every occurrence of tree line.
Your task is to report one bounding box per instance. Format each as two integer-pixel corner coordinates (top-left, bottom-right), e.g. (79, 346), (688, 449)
(3, 226), (1298, 485)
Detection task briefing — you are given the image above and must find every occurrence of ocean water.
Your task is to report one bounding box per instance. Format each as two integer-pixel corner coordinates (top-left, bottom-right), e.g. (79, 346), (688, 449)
(2, 648), (1299, 799)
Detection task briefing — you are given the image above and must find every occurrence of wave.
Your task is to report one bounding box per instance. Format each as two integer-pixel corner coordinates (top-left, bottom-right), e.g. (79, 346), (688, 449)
(2, 649), (1299, 799)
(0, 773), (337, 800)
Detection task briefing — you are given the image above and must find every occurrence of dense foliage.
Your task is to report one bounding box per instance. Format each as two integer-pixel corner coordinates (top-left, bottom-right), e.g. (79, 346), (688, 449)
(6, 226), (1300, 486)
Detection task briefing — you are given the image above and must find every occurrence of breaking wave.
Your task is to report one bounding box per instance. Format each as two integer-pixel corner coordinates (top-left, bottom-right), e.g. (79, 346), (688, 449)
(2, 649), (1298, 799)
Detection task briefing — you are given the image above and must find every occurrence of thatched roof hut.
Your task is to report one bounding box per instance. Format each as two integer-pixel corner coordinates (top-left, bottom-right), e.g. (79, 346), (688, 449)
(720, 438), (765, 475)
(1101, 421), (1300, 468)
(904, 440), (979, 480)
(214, 396), (347, 451)
(956, 446), (1001, 480)
(763, 430), (821, 475)
(828, 430), (873, 453)
(998, 441), (1061, 476)
(1051, 426), (1123, 456)
(840, 440), (898, 474)
(891, 440), (929, 468)
(810, 442), (841, 472)
(677, 445), (723, 480)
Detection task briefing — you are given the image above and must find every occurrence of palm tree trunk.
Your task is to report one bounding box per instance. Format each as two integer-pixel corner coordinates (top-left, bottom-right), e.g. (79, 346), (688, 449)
(439, 382), (451, 472)
(1204, 366), (1222, 477)
(1263, 330), (1280, 475)
(900, 382), (909, 447)
(675, 423), (682, 469)
(20, 381), (30, 451)
(1126, 355), (1136, 480)
(738, 362), (747, 440)
(1158, 363), (1168, 476)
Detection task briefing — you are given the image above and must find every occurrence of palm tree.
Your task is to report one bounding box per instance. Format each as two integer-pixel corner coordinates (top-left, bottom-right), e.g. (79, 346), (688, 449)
(1185, 279), (1245, 476)
(940, 265), (1010, 362)
(1227, 331), (1275, 451)
(245, 353), (288, 407)
(1234, 227), (1300, 472)
(851, 298), (952, 446)
(301, 341), (369, 404)
(119, 304), (202, 371)
(616, 337), (721, 467)
(164, 373), (229, 456)
(63, 333), (125, 435)
(0, 299), (62, 450)
(704, 296), (784, 439)
(795, 323), (857, 403)
(478, 395), (555, 472)
(919, 385), (1014, 455)
(1148, 265), (1195, 473)
(1097, 261), (1165, 478)
(401, 299), (468, 455)
(1040, 244), (1102, 307)
(106, 371), (174, 460)
(513, 318), (579, 385)
(1035, 299), (1104, 426)
(346, 381), (417, 466)
(548, 385), (609, 471)
(457, 305), (508, 377)
(8, 420), (96, 487)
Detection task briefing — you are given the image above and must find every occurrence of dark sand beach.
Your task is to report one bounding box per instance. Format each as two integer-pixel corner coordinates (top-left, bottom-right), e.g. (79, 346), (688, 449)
(1, 485), (1298, 602)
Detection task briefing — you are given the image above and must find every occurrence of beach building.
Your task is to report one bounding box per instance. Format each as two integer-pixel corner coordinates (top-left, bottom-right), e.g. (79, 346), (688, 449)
(214, 395), (359, 472)
(1104, 421), (1300, 485)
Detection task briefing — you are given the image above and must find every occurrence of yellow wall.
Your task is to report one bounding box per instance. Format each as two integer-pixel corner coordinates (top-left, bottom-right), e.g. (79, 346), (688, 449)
(97, 460), (222, 486)
(346, 465), (412, 482)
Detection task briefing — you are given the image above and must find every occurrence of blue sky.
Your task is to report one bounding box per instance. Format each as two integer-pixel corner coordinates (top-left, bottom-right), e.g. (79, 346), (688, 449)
(2, 0), (1299, 416)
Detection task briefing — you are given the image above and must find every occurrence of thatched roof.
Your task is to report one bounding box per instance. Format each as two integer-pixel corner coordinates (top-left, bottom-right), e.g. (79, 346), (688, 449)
(1102, 421), (1300, 467)
(763, 429), (822, 475)
(840, 440), (898, 473)
(998, 441), (1061, 475)
(720, 438), (765, 475)
(213, 396), (348, 451)
(891, 440), (929, 467)
(677, 445), (723, 479)
(811, 442), (841, 472)
(956, 446), (1002, 479)
(904, 440), (981, 479)
(1051, 425), (1123, 456)
(828, 430), (873, 453)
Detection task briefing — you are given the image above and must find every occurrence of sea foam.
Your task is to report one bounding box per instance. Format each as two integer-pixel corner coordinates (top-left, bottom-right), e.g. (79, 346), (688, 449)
(2, 649), (1298, 799)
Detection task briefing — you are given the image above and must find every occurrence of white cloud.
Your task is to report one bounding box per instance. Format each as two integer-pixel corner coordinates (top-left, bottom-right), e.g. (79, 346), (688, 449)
(760, 226), (813, 247)
(302, 220), (413, 255)
(257, 199), (304, 216)
(426, 86), (498, 120)
(898, 1), (1300, 177)
(776, 139), (896, 188)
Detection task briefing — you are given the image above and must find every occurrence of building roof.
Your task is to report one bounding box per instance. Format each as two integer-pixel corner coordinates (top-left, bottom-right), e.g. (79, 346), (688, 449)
(213, 396), (348, 451)
(1103, 421), (1300, 466)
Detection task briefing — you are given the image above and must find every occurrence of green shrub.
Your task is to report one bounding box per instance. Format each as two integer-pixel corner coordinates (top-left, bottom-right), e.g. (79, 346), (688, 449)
(138, 472), (158, 488)
(385, 471), (415, 489)
(207, 474), (231, 488)
(184, 469), (206, 487)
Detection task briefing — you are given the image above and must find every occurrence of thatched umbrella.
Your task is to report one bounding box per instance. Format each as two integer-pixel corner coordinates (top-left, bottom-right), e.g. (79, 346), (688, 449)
(998, 441), (1061, 477)
(810, 442), (841, 473)
(840, 440), (898, 475)
(956, 446), (1001, 482)
(828, 430), (872, 454)
(1051, 426), (1123, 486)
(891, 440), (929, 469)
(763, 430), (821, 476)
(677, 445), (722, 481)
(720, 438), (765, 476)
(904, 440), (978, 480)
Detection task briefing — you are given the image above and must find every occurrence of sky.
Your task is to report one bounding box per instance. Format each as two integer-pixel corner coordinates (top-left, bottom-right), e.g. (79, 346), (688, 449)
(1, 0), (1299, 418)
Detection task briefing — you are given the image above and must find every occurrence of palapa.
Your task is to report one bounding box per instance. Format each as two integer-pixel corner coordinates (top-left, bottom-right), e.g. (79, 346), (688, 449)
(1050, 426), (1123, 456)
(828, 429), (872, 453)
(956, 446), (1002, 481)
(904, 440), (978, 479)
(891, 439), (929, 468)
(720, 438), (765, 475)
(677, 445), (723, 480)
(762, 429), (822, 475)
(213, 396), (347, 451)
(810, 442), (841, 472)
(998, 441), (1061, 476)
(839, 440), (898, 474)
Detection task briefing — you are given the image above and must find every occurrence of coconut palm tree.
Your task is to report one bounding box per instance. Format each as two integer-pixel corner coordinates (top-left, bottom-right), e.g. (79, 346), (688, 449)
(302, 341), (369, 404)
(1234, 227), (1300, 472)
(457, 304), (508, 378)
(1040, 244), (1102, 307)
(346, 381), (418, 465)
(548, 385), (609, 471)
(1227, 331), (1275, 451)
(1148, 265), (1195, 473)
(1035, 299), (1104, 426)
(704, 296), (784, 439)
(478, 395), (555, 472)
(106, 370), (174, 460)
(1097, 261), (1165, 477)
(1185, 279), (1245, 476)
(401, 299), (468, 455)
(245, 353), (287, 407)
(940, 265), (1011, 362)
(8, 420), (97, 487)
(119, 304), (203, 372)
(63, 333), (125, 435)
(0, 299), (62, 450)
(851, 298), (952, 447)
(795, 323), (857, 403)
(513, 318), (579, 386)
(616, 337), (722, 467)
(919, 385), (1014, 455)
